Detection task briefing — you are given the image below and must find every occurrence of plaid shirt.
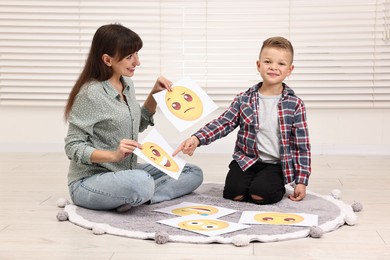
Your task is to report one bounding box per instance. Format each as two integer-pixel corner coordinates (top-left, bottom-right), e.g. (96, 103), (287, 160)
(194, 82), (311, 185)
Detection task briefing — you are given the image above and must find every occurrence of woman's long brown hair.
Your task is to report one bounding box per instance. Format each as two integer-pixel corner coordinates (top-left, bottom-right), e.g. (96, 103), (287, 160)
(64, 24), (143, 120)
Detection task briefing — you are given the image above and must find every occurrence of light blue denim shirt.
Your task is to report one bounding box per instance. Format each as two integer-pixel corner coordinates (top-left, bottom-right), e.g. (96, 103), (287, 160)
(65, 76), (154, 185)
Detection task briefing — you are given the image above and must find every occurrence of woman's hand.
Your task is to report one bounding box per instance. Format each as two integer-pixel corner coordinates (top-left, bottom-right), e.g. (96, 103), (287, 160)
(91, 139), (141, 163)
(112, 139), (142, 162)
(151, 75), (173, 94)
(144, 75), (173, 114)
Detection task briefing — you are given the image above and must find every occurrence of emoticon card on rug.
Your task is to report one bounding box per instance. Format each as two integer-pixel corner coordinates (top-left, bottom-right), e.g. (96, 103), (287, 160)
(133, 128), (186, 180)
(153, 77), (218, 132)
(239, 211), (318, 227)
(154, 202), (236, 218)
(157, 215), (250, 237)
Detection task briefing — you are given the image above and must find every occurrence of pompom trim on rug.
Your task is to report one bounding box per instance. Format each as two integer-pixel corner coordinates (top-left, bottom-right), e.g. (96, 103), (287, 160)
(57, 183), (360, 246)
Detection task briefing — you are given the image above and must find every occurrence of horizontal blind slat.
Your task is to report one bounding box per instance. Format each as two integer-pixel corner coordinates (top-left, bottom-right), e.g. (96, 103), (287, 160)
(0, 0), (389, 108)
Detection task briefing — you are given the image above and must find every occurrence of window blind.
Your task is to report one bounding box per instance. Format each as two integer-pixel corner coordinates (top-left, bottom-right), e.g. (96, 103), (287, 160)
(0, 0), (389, 108)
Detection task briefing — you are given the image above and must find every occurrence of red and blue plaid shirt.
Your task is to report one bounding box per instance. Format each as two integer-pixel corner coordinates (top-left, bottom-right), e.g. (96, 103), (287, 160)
(194, 82), (311, 185)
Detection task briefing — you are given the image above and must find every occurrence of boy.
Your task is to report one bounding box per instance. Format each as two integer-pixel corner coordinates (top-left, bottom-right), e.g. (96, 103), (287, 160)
(173, 36), (311, 205)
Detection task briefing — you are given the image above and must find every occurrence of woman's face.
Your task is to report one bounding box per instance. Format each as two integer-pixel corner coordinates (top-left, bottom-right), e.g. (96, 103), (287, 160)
(111, 52), (141, 78)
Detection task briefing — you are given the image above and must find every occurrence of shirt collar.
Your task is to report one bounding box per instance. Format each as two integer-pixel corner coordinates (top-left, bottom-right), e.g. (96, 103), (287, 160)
(251, 82), (295, 97)
(101, 76), (130, 101)
(121, 77), (131, 95)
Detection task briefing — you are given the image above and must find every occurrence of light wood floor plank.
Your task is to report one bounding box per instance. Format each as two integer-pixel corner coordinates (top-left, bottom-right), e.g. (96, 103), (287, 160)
(0, 153), (389, 259)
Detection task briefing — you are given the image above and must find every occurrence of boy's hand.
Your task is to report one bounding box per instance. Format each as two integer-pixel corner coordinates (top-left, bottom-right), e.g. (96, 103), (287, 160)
(288, 184), (306, 201)
(173, 136), (200, 156)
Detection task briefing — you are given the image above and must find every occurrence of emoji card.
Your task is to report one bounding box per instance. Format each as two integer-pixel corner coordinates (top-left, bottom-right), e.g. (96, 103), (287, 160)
(154, 202), (236, 218)
(239, 211), (318, 227)
(157, 215), (250, 237)
(153, 77), (218, 132)
(133, 128), (186, 180)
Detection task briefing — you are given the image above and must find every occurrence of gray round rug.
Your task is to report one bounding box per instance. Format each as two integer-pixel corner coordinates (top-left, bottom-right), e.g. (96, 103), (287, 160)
(59, 183), (358, 246)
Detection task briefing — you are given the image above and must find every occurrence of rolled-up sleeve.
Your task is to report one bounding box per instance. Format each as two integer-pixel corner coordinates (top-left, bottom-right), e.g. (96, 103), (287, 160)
(65, 126), (96, 165)
(64, 89), (100, 165)
(139, 105), (154, 132)
(194, 96), (240, 145)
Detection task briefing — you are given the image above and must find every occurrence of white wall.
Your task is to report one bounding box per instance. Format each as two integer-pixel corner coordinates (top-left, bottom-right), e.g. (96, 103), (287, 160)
(1, 107), (389, 155)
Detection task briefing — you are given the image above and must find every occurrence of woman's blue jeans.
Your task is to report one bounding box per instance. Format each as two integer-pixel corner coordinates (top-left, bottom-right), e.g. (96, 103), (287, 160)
(68, 163), (203, 210)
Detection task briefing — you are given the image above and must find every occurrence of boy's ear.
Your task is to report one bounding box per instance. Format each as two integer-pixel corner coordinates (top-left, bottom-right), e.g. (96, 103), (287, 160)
(256, 60), (261, 71)
(287, 64), (295, 76)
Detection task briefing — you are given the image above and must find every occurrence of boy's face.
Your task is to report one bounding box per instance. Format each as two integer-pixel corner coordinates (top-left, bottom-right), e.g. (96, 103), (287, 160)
(256, 47), (294, 86)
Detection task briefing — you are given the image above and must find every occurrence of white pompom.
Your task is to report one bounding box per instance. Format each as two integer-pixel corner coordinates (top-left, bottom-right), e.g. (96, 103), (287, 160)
(92, 226), (106, 235)
(345, 213), (358, 226)
(232, 235), (250, 247)
(56, 198), (70, 208)
(331, 189), (342, 199)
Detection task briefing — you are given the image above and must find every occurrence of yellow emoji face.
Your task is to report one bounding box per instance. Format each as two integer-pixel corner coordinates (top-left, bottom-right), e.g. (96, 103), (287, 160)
(171, 205), (219, 216)
(165, 86), (203, 121)
(178, 219), (229, 231)
(254, 212), (304, 225)
(141, 142), (179, 172)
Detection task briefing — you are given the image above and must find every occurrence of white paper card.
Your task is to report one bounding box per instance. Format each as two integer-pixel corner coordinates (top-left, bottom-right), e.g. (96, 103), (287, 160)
(133, 128), (186, 180)
(239, 211), (318, 227)
(154, 202), (236, 218)
(157, 215), (250, 237)
(153, 77), (218, 132)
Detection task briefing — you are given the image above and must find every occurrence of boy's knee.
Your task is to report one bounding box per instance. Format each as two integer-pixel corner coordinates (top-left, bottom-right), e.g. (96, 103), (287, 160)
(233, 195), (245, 201)
(250, 194), (264, 204)
(250, 189), (285, 205)
(223, 186), (246, 201)
(249, 182), (285, 204)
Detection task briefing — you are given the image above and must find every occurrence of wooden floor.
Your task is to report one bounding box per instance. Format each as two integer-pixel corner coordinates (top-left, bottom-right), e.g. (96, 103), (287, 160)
(0, 153), (389, 260)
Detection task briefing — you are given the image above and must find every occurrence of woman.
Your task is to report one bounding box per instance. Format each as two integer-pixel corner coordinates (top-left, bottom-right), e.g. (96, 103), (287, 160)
(64, 24), (203, 212)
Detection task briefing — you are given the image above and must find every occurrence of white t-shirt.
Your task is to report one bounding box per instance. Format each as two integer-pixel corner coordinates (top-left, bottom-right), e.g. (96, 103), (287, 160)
(256, 93), (281, 163)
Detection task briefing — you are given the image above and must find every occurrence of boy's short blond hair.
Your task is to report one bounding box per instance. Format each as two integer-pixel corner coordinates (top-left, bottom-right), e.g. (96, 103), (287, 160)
(260, 36), (294, 63)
